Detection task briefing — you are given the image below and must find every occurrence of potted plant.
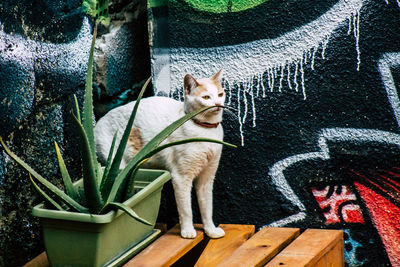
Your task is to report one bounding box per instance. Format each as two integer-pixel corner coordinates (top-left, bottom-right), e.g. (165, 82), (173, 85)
(0, 0), (235, 266)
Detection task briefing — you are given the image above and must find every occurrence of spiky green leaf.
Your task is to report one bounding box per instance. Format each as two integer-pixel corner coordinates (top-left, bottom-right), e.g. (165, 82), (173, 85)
(73, 94), (81, 123)
(108, 202), (153, 226)
(101, 77), (151, 200)
(82, 24), (98, 177)
(147, 138), (236, 156)
(29, 174), (65, 211)
(72, 115), (104, 213)
(118, 158), (149, 202)
(100, 131), (118, 192)
(0, 137), (89, 213)
(54, 142), (80, 200)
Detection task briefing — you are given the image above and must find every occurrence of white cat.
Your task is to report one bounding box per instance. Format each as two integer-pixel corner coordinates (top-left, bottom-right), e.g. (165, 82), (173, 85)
(94, 70), (226, 239)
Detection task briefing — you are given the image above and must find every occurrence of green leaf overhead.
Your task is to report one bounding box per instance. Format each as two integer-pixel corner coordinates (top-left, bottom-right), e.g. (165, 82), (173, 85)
(82, 0), (110, 25)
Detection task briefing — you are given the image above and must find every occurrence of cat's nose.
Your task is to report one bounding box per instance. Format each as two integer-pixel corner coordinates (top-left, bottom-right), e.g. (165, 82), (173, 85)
(214, 103), (223, 112)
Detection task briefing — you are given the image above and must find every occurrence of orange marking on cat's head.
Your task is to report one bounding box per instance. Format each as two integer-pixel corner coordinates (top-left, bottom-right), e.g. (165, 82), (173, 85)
(184, 70), (224, 96)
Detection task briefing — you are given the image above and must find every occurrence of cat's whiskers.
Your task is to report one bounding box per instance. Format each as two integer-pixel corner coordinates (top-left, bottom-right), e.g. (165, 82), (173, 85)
(222, 106), (239, 120)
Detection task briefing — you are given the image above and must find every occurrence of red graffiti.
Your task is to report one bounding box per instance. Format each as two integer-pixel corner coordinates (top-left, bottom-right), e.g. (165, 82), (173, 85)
(354, 181), (400, 267)
(349, 168), (400, 267)
(312, 185), (364, 224)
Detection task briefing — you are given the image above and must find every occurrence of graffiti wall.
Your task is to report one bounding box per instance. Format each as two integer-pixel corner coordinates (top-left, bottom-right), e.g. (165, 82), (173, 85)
(149, 0), (400, 266)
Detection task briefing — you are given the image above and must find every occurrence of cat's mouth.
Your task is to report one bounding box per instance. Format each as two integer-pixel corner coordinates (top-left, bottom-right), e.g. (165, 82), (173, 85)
(209, 107), (222, 114)
(212, 104), (223, 113)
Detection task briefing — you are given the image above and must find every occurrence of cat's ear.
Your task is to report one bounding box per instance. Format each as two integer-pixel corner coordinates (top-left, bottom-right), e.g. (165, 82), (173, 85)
(211, 69), (223, 83)
(184, 74), (198, 95)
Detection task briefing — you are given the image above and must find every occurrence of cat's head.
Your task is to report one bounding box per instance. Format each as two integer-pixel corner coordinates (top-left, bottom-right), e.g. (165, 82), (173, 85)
(183, 70), (225, 123)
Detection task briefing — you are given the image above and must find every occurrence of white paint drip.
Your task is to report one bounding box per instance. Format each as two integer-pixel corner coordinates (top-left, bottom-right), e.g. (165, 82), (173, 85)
(243, 85), (248, 125)
(237, 85), (244, 146)
(279, 64), (284, 92)
(271, 68), (276, 93)
(287, 63), (292, 90)
(300, 56), (306, 100)
(311, 47), (317, 70)
(154, 0), (365, 144)
(294, 61), (299, 92)
(354, 10), (361, 71)
(348, 17), (353, 35)
(262, 72), (267, 97)
(226, 79), (232, 106)
(321, 37), (329, 60)
(251, 86), (256, 127)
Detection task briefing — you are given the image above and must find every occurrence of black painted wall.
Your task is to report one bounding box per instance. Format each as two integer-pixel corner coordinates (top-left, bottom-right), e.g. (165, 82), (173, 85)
(150, 0), (400, 266)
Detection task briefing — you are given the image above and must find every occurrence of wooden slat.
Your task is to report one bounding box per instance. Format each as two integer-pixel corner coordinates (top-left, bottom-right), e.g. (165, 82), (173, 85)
(23, 252), (49, 267)
(218, 227), (300, 267)
(314, 241), (344, 267)
(265, 229), (343, 267)
(125, 224), (204, 267)
(195, 224), (255, 267)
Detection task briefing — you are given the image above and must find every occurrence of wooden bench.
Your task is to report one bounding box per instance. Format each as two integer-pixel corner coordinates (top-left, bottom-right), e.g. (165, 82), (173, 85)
(25, 224), (344, 267)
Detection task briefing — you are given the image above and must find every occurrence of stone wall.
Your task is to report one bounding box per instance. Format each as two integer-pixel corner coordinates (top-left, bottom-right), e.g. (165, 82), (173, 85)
(0, 0), (149, 265)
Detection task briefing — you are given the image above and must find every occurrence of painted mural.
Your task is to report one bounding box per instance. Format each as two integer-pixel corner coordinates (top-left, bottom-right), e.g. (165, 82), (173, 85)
(149, 0), (400, 266)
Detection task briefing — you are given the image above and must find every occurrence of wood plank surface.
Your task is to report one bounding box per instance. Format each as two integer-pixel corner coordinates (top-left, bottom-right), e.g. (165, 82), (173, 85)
(195, 224), (255, 267)
(265, 229), (343, 267)
(314, 241), (344, 267)
(23, 252), (49, 267)
(217, 227), (300, 267)
(124, 224), (204, 267)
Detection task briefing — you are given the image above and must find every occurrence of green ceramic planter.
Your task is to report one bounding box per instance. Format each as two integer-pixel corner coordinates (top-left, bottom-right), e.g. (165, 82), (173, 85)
(32, 169), (171, 267)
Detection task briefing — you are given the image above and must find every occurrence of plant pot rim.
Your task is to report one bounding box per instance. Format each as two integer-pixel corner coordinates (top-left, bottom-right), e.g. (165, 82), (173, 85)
(32, 169), (170, 224)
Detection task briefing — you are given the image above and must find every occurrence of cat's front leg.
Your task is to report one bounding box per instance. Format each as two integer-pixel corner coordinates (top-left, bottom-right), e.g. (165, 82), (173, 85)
(195, 160), (225, 239)
(171, 174), (197, 238)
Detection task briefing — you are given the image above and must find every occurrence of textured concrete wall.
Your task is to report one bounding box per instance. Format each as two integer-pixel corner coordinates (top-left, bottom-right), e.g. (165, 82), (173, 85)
(149, 0), (400, 266)
(0, 0), (149, 265)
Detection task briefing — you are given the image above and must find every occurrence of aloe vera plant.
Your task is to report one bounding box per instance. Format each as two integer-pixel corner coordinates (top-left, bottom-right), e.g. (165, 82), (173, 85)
(0, 0), (235, 226)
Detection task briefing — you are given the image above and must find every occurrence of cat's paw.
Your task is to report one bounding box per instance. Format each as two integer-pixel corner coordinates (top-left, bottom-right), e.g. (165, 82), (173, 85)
(204, 227), (225, 239)
(180, 227), (197, 239)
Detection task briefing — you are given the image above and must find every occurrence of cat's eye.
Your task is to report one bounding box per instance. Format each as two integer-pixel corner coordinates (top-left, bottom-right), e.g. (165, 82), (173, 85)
(218, 92), (224, 97)
(202, 95), (210, 100)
